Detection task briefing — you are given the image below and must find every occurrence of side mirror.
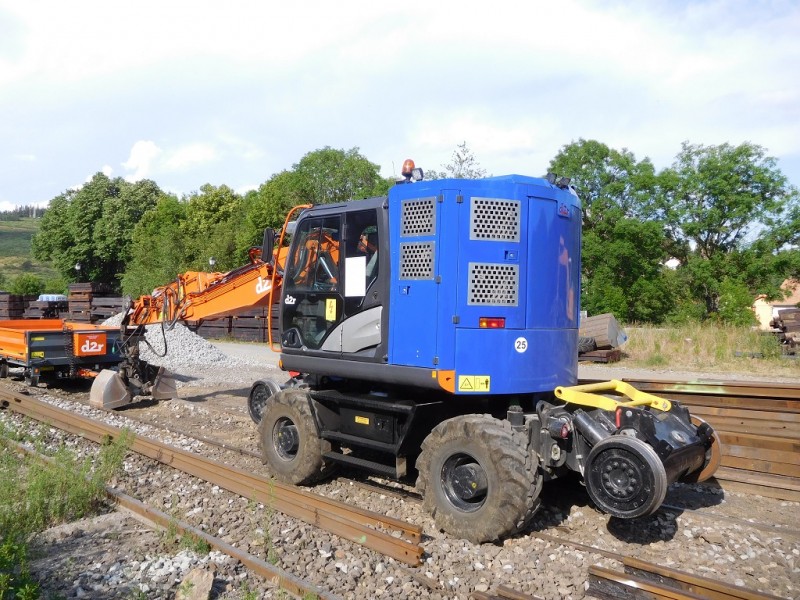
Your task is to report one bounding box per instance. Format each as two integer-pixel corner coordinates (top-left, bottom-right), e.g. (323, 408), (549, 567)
(262, 228), (275, 264)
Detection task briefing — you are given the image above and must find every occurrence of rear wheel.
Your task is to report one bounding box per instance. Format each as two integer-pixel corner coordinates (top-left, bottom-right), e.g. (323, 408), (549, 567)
(258, 389), (336, 485)
(417, 415), (541, 543)
(0, 362), (8, 378)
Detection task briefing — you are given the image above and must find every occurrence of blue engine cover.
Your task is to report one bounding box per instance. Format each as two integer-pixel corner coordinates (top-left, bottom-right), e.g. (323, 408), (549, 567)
(387, 175), (581, 394)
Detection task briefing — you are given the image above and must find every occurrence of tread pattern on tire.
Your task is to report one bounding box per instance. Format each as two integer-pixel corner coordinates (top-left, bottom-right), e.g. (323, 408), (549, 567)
(416, 414), (541, 543)
(258, 388), (336, 485)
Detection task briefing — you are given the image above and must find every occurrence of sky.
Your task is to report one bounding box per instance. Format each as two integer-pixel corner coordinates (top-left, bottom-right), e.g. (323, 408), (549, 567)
(1, 0), (799, 212)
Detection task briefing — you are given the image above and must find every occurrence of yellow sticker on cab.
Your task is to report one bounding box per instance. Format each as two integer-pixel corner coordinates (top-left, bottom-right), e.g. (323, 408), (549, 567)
(458, 375), (491, 392)
(325, 298), (336, 321)
(354, 415), (370, 425)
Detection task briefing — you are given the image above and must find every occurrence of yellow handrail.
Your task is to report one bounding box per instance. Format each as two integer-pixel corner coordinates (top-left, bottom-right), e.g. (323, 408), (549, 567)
(554, 379), (672, 412)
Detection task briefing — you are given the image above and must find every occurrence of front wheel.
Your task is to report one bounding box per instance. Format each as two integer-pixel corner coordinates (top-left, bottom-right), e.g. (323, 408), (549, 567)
(248, 379), (281, 424)
(416, 415), (541, 543)
(584, 435), (668, 518)
(258, 389), (336, 485)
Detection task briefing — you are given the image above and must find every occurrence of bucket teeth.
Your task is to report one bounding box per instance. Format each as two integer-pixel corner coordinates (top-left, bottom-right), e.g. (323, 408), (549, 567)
(89, 369), (132, 409)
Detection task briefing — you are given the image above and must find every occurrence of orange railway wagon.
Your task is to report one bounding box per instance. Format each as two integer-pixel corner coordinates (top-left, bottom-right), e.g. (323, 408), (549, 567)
(0, 319), (124, 386)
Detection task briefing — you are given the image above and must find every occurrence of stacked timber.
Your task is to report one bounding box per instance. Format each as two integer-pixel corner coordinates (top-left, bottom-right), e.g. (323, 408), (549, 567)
(190, 301), (280, 344)
(232, 307), (269, 342)
(68, 282), (114, 323)
(578, 313), (627, 363)
(23, 294), (68, 319)
(771, 308), (799, 354)
(90, 296), (126, 322)
(231, 301), (281, 344)
(188, 317), (233, 340)
(0, 292), (36, 319)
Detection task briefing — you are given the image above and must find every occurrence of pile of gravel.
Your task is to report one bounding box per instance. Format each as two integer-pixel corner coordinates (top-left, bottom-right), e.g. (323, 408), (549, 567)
(102, 314), (264, 385)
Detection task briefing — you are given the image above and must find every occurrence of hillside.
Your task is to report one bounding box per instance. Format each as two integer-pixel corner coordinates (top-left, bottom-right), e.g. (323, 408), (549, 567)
(0, 218), (59, 284)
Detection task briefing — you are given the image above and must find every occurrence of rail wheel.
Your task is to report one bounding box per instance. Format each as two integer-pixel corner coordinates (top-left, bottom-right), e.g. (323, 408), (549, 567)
(417, 415), (541, 543)
(248, 379), (281, 424)
(584, 435), (667, 518)
(258, 389), (336, 485)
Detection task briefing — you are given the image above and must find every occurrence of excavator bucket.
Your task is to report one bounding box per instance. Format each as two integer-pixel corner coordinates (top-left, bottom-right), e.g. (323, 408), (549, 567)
(89, 369), (132, 409)
(150, 366), (177, 400)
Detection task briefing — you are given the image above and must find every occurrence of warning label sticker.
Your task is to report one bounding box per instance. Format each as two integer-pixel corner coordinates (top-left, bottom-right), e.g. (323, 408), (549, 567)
(325, 298), (336, 321)
(458, 375), (491, 393)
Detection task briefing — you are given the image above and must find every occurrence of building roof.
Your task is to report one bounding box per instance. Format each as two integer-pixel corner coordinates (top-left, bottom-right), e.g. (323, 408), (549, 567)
(778, 279), (800, 307)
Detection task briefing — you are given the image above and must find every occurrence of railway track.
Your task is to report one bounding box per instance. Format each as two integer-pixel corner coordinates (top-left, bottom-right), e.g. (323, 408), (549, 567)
(3, 437), (341, 600)
(0, 387), (424, 567)
(2, 376), (798, 599)
(579, 378), (800, 502)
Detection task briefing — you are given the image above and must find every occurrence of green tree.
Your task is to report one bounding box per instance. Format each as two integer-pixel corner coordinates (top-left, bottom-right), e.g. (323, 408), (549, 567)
(549, 140), (671, 322)
(120, 195), (187, 297)
(658, 141), (800, 316)
(180, 184), (244, 271)
(293, 147), (386, 204)
(237, 170), (307, 259)
(32, 174), (163, 290)
(10, 273), (45, 296)
(426, 141), (488, 180)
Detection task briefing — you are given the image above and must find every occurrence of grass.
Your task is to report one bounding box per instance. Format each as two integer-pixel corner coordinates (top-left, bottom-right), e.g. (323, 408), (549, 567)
(619, 322), (798, 378)
(0, 218), (58, 282)
(0, 422), (131, 599)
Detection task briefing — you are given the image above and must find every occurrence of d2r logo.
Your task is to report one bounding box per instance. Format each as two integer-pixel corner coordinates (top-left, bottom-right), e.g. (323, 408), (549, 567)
(73, 332), (108, 356)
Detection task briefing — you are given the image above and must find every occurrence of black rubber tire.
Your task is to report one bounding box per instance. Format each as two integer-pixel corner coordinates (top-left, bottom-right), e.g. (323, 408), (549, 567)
(584, 435), (667, 518)
(248, 379), (281, 424)
(416, 414), (541, 543)
(258, 389), (336, 485)
(0, 362), (8, 379)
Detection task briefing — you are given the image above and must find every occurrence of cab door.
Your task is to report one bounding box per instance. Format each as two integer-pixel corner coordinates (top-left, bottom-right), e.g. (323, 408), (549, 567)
(280, 215), (343, 353)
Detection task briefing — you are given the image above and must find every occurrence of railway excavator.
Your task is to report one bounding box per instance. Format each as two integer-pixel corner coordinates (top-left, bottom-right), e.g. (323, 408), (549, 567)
(87, 161), (721, 542)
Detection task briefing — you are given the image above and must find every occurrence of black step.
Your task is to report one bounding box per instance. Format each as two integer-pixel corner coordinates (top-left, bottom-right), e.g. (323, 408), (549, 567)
(322, 451), (398, 478)
(322, 430), (398, 453)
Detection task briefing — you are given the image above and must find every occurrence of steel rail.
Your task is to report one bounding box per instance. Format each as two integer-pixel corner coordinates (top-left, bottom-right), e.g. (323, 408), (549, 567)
(0, 388), (424, 565)
(532, 533), (786, 600)
(97, 405), (427, 505)
(470, 584), (545, 599)
(3, 438), (340, 600)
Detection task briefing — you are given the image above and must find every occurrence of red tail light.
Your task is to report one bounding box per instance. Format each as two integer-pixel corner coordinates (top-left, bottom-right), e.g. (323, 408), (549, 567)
(479, 317), (505, 329)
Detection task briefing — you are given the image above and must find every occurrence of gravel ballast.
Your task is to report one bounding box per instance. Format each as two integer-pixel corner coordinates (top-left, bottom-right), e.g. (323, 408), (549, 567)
(1, 323), (797, 599)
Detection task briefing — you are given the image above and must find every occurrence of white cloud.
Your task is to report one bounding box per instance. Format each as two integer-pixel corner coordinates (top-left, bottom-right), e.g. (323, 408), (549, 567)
(164, 143), (217, 172)
(1, 0), (799, 206)
(122, 140), (162, 182)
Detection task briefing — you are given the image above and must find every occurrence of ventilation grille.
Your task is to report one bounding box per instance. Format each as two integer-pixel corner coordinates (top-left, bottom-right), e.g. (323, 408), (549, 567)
(470, 197), (520, 241)
(401, 197), (436, 237)
(468, 263), (519, 306)
(400, 242), (435, 280)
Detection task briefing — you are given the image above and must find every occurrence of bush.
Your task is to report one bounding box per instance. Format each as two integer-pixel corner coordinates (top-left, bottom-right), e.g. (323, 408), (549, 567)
(9, 274), (45, 296)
